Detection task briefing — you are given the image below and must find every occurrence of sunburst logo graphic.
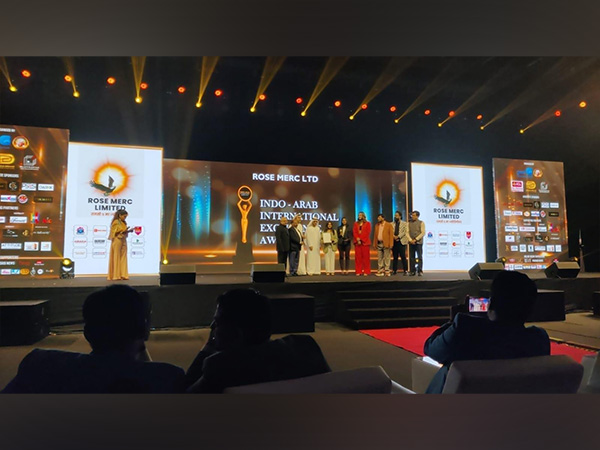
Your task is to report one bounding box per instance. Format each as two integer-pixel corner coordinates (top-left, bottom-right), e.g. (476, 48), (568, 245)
(90, 162), (130, 196)
(434, 179), (461, 207)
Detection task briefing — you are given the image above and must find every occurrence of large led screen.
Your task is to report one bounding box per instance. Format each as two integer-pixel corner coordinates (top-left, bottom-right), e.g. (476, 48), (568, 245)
(162, 160), (407, 270)
(63, 143), (163, 276)
(411, 162), (486, 271)
(493, 158), (568, 270)
(0, 124), (69, 278)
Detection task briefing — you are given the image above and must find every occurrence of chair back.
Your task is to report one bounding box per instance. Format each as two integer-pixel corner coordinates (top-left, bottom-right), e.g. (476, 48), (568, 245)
(224, 366), (392, 394)
(442, 355), (583, 394)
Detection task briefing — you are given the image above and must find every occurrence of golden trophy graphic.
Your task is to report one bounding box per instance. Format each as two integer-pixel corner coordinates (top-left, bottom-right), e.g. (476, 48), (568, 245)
(233, 185), (255, 267)
(237, 185), (253, 243)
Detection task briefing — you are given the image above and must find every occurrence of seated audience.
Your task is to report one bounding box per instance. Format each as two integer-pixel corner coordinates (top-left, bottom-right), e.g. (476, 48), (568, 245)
(423, 270), (550, 393)
(185, 288), (331, 393)
(2, 285), (185, 393)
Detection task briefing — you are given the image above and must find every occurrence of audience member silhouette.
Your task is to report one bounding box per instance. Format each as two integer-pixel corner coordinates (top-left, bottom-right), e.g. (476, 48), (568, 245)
(185, 288), (331, 393)
(2, 285), (185, 393)
(424, 270), (551, 393)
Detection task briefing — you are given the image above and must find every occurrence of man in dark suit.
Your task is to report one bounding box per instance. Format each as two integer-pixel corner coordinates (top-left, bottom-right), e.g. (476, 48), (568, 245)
(185, 289), (331, 393)
(423, 270), (550, 393)
(288, 215), (302, 276)
(2, 285), (185, 393)
(337, 217), (353, 274)
(275, 216), (290, 265)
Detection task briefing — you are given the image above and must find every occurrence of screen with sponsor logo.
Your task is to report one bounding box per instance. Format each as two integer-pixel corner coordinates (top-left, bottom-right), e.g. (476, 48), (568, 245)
(162, 159), (407, 271)
(493, 158), (568, 270)
(63, 143), (163, 275)
(410, 162), (486, 271)
(0, 124), (69, 278)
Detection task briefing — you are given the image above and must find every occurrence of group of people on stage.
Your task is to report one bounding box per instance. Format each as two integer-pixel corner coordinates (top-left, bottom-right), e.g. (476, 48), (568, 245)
(275, 211), (426, 277)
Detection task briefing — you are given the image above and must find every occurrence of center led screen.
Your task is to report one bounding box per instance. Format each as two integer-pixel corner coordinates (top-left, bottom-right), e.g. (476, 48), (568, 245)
(162, 159), (407, 270)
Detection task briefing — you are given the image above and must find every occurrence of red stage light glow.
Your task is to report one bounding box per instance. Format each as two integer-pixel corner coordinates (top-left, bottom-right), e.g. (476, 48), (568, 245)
(177, 86), (186, 93)
(554, 110), (561, 117)
(215, 89), (223, 97)
(334, 100), (341, 107)
(390, 106), (396, 112)
(476, 114), (483, 120)
(424, 109), (431, 115)
(579, 101), (587, 108)
(107, 77), (116, 85)
(21, 70), (31, 78)
(448, 111), (455, 117)
(361, 104), (368, 110)
(296, 97), (303, 104)
(258, 93), (266, 101)
(64, 75), (72, 82)
(140, 82), (148, 90)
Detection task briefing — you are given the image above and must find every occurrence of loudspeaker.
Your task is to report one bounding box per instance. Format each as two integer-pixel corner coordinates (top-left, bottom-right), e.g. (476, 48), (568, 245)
(468, 262), (504, 280)
(251, 263), (286, 283)
(159, 264), (196, 285)
(544, 261), (580, 279)
(0, 300), (50, 346)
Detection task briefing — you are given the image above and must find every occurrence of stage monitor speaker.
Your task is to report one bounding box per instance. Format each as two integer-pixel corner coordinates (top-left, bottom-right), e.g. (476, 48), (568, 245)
(159, 264), (197, 285)
(251, 263), (286, 283)
(468, 262), (504, 280)
(0, 300), (50, 346)
(544, 261), (580, 279)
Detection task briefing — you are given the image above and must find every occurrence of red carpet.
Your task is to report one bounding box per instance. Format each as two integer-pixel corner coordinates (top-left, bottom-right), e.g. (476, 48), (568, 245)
(361, 327), (597, 363)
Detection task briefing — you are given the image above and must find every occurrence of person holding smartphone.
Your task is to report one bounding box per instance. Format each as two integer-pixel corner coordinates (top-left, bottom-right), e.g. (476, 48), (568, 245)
(108, 209), (133, 281)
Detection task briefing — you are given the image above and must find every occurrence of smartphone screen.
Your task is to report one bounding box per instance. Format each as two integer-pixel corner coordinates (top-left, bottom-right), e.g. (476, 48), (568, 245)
(468, 296), (490, 313)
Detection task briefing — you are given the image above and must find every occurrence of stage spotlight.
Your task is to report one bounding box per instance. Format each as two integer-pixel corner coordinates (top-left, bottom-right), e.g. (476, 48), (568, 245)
(9, 86), (17, 92)
(361, 104), (368, 110)
(215, 89), (223, 97)
(519, 129), (524, 134)
(579, 101), (587, 108)
(424, 109), (431, 115)
(390, 106), (396, 112)
(296, 97), (303, 104)
(334, 100), (341, 107)
(394, 119), (400, 124)
(250, 107), (256, 113)
(162, 259), (169, 265)
(64, 75), (72, 82)
(196, 101), (202, 108)
(60, 258), (75, 279)
(73, 91), (80, 98)
(349, 116), (355, 120)
(258, 94), (266, 101)
(21, 70), (31, 78)
(140, 82), (148, 90)
(448, 111), (455, 117)
(480, 126), (485, 130)
(107, 77), (116, 85)
(554, 110), (561, 117)
(438, 123), (442, 127)
(177, 86), (186, 93)
(135, 96), (143, 103)
(300, 111), (306, 117)
(476, 114), (483, 120)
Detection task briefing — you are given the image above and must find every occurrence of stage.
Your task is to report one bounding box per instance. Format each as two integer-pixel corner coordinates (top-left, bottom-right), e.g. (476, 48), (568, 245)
(1, 271), (599, 330)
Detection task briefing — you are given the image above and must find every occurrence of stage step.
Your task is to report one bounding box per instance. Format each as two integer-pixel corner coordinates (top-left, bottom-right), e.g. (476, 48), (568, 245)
(353, 316), (451, 330)
(348, 306), (452, 320)
(337, 289), (450, 300)
(343, 296), (454, 308)
(335, 288), (456, 329)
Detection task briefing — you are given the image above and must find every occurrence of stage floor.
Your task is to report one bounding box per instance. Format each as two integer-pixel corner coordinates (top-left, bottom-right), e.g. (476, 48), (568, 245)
(2, 270), (598, 288)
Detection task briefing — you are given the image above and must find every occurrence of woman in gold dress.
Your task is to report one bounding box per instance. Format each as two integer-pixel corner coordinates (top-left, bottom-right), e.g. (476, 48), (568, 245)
(108, 209), (132, 280)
